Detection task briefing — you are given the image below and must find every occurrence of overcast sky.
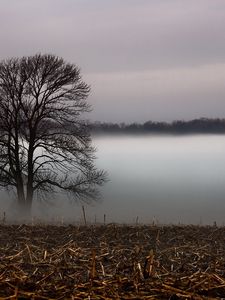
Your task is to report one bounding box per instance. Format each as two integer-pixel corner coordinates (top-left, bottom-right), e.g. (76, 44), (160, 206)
(1, 0), (225, 122)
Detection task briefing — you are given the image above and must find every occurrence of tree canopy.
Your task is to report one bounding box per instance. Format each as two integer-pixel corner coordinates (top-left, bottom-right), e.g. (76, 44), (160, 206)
(0, 54), (106, 217)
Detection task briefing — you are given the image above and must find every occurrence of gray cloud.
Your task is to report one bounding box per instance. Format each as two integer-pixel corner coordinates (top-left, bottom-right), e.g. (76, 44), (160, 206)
(0, 0), (225, 121)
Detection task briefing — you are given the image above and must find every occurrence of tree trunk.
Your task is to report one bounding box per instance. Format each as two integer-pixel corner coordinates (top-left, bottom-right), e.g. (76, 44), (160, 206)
(23, 137), (35, 220)
(25, 185), (33, 218)
(17, 182), (32, 220)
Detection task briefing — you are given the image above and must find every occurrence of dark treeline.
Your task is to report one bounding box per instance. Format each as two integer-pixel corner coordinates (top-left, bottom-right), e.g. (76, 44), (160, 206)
(90, 118), (225, 134)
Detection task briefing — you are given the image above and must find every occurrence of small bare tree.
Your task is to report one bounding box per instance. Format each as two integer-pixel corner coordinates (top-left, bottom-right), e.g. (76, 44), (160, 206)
(0, 54), (106, 217)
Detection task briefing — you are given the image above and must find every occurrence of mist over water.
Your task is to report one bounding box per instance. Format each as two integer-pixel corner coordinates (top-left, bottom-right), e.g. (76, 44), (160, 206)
(1, 134), (225, 225)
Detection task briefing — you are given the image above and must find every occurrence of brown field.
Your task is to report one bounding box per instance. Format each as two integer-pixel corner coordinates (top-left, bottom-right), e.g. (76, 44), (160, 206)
(0, 224), (225, 299)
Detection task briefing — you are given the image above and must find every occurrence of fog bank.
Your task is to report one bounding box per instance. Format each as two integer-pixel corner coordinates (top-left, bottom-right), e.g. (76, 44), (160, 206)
(1, 134), (225, 225)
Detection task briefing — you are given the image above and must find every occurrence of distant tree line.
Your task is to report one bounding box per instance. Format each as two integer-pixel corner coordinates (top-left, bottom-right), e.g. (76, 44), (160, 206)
(90, 118), (225, 134)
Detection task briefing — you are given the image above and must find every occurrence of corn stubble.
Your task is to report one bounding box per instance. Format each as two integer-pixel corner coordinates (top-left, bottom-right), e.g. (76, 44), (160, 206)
(0, 224), (225, 299)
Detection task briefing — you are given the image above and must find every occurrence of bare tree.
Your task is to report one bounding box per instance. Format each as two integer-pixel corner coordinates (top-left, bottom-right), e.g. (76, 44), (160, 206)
(0, 54), (106, 217)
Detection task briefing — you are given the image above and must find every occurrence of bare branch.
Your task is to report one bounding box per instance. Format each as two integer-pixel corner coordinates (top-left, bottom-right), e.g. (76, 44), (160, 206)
(0, 54), (106, 215)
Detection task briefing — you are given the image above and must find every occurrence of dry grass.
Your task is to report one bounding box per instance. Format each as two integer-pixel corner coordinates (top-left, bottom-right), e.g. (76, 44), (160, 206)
(0, 224), (225, 299)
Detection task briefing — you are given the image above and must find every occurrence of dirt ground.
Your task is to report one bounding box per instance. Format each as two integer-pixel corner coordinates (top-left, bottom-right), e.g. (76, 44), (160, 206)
(0, 224), (225, 299)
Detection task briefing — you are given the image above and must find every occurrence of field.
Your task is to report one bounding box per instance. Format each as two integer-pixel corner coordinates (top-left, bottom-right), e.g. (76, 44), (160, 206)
(0, 224), (225, 299)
